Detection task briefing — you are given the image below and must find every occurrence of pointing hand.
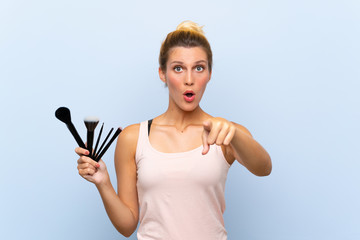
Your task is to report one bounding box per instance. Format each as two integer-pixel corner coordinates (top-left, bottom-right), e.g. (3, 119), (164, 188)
(202, 117), (236, 155)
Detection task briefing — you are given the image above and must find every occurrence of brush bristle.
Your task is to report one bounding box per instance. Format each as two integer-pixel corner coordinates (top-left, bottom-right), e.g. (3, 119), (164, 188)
(84, 116), (99, 122)
(84, 116), (99, 131)
(55, 107), (71, 124)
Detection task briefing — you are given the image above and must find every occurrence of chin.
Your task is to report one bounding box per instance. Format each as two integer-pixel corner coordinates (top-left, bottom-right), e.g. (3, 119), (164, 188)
(181, 104), (199, 112)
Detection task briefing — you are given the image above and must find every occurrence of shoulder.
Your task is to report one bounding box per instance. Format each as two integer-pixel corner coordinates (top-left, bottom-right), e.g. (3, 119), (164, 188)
(115, 123), (141, 155)
(120, 123), (141, 140)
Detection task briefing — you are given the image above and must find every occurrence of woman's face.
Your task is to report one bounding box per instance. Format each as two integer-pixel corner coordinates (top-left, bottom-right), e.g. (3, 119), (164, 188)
(159, 46), (211, 112)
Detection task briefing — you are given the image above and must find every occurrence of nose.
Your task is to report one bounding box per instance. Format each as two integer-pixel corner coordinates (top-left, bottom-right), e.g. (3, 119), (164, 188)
(184, 72), (194, 86)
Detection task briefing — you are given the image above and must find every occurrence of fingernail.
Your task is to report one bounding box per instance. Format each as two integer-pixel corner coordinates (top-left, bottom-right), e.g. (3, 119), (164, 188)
(85, 151), (89, 155)
(96, 163), (100, 168)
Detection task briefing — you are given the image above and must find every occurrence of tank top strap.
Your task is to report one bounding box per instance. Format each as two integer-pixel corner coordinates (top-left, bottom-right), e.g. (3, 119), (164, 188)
(135, 120), (148, 164)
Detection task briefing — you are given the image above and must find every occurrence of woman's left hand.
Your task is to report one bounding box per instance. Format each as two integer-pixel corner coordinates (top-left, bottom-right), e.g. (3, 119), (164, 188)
(202, 117), (236, 155)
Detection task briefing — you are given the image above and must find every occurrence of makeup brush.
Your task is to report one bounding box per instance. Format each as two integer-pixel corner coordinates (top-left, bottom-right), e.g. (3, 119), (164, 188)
(84, 117), (99, 159)
(93, 122), (104, 159)
(55, 107), (85, 148)
(94, 127), (113, 160)
(95, 127), (122, 162)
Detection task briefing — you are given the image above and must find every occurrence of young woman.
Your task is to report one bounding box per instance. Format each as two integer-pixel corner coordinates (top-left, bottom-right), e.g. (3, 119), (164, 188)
(75, 21), (272, 239)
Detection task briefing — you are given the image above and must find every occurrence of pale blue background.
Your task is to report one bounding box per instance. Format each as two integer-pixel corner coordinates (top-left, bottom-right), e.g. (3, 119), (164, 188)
(1, 0), (359, 239)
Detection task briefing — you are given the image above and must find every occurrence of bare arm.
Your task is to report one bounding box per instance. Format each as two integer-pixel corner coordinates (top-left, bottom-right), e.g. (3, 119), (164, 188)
(112, 124), (140, 236)
(76, 124), (140, 237)
(229, 122), (272, 176)
(202, 117), (271, 176)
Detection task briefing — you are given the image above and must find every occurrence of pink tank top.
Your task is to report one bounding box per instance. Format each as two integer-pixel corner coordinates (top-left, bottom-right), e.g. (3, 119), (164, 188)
(135, 120), (230, 240)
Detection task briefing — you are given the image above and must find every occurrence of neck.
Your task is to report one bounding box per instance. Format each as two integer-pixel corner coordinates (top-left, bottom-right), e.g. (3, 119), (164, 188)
(156, 101), (211, 130)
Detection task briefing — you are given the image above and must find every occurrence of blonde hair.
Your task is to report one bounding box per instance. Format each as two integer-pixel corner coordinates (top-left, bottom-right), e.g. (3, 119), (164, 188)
(176, 20), (205, 34)
(159, 20), (213, 72)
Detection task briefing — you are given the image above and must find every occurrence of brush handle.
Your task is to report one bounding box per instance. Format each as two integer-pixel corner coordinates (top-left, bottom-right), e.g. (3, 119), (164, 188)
(67, 122), (85, 148)
(94, 128), (113, 160)
(95, 128), (122, 162)
(93, 123), (104, 158)
(87, 130), (94, 158)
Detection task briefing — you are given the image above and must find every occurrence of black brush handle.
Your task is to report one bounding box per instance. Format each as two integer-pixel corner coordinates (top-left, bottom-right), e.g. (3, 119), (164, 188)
(93, 123), (104, 159)
(94, 128), (113, 160)
(95, 128), (122, 162)
(67, 122), (85, 148)
(87, 131), (94, 158)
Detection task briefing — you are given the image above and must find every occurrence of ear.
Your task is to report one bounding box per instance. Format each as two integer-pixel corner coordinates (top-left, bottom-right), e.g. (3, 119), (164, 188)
(159, 67), (166, 83)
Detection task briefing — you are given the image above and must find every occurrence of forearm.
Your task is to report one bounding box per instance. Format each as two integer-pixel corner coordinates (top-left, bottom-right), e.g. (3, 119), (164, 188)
(230, 127), (272, 176)
(96, 181), (137, 237)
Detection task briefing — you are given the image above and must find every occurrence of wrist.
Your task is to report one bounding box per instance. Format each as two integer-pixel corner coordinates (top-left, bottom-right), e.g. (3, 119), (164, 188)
(95, 174), (112, 190)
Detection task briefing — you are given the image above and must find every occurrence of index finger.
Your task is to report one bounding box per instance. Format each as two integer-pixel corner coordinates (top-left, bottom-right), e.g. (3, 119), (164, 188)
(77, 155), (100, 168)
(202, 127), (210, 155)
(75, 147), (89, 156)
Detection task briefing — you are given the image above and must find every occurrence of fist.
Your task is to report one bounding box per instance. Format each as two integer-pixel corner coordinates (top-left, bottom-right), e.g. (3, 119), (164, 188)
(75, 147), (109, 185)
(202, 117), (236, 155)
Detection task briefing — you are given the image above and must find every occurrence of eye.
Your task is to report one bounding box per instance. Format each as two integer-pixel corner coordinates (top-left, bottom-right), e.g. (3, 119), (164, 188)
(195, 65), (204, 72)
(174, 66), (183, 72)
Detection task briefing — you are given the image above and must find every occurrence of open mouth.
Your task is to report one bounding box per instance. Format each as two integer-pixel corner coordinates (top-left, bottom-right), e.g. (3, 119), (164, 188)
(183, 91), (195, 102)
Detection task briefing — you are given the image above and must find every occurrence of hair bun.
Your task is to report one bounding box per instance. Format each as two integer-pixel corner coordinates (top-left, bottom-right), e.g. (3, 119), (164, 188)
(176, 20), (205, 35)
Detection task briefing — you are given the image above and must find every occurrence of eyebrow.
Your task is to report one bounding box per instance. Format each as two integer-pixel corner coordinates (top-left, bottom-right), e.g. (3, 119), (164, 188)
(169, 60), (207, 65)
